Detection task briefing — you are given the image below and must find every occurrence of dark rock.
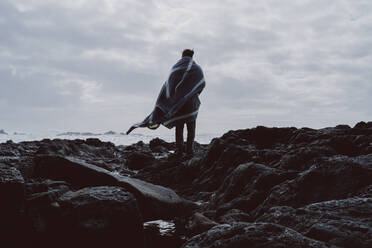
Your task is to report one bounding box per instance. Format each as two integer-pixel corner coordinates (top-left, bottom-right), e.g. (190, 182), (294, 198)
(327, 135), (360, 156)
(186, 212), (218, 236)
(58, 186), (144, 247)
(182, 222), (332, 248)
(278, 146), (335, 170)
(222, 126), (296, 148)
(258, 197), (372, 248)
(25, 179), (70, 195)
(126, 151), (156, 170)
(0, 129), (7, 135)
(125, 140), (147, 152)
(16, 179), (71, 247)
(34, 155), (118, 187)
(34, 139), (118, 170)
(189, 139), (257, 193)
(218, 209), (253, 224)
(0, 140), (20, 156)
(85, 138), (111, 146)
(335, 124), (351, 129)
(25, 193), (66, 233)
(289, 128), (321, 144)
(149, 138), (174, 152)
(36, 139), (81, 156)
(135, 157), (204, 197)
(354, 121), (372, 129)
(0, 163), (25, 221)
(354, 185), (372, 198)
(0, 163), (26, 243)
(114, 174), (198, 220)
(256, 154), (372, 217)
(26, 187), (69, 205)
(33, 155), (194, 220)
(212, 162), (297, 214)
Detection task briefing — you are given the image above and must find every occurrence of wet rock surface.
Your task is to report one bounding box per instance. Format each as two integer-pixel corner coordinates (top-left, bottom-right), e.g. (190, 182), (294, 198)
(182, 222), (332, 248)
(257, 197), (372, 248)
(0, 121), (371, 247)
(58, 186), (144, 247)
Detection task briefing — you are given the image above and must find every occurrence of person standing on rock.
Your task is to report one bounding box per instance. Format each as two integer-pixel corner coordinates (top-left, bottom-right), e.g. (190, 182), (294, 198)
(127, 49), (206, 159)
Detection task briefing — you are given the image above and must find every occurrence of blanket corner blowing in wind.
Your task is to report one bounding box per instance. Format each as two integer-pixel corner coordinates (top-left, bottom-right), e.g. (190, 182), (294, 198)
(127, 57), (205, 135)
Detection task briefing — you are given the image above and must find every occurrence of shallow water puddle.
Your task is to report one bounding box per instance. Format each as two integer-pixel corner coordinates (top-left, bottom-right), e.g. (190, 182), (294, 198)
(143, 219), (176, 235)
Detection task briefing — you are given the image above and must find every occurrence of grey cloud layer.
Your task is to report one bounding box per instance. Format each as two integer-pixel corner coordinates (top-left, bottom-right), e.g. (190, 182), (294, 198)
(0, 0), (371, 133)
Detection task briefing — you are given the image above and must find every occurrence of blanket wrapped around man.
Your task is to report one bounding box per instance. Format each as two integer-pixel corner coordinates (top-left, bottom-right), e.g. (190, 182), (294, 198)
(127, 56), (205, 134)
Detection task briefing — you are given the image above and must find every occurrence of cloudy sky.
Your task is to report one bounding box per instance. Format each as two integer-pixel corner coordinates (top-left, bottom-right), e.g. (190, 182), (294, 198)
(1, 0), (371, 135)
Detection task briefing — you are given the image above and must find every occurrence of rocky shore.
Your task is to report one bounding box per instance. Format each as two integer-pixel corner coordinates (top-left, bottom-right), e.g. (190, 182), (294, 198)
(0, 121), (371, 247)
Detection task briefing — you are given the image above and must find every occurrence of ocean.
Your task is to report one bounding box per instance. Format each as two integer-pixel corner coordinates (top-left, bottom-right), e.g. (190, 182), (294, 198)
(0, 130), (216, 146)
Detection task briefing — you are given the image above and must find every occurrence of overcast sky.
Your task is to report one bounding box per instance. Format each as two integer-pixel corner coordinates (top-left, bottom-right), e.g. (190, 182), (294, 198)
(1, 0), (371, 135)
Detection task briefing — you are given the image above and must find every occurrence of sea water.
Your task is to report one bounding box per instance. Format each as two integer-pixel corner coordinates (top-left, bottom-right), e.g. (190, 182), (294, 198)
(0, 130), (216, 145)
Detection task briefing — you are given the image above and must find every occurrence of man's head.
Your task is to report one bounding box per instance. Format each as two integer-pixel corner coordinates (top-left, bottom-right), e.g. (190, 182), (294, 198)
(182, 49), (194, 58)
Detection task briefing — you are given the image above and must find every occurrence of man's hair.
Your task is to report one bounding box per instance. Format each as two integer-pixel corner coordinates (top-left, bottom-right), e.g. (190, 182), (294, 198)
(182, 49), (194, 58)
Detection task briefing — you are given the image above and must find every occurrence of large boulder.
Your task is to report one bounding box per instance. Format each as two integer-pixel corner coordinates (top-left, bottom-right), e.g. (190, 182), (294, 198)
(182, 222), (331, 248)
(34, 155), (117, 187)
(58, 186), (144, 247)
(34, 155), (195, 220)
(258, 197), (372, 248)
(113, 173), (197, 220)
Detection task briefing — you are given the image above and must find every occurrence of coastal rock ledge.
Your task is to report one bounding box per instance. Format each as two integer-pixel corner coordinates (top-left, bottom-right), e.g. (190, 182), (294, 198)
(0, 121), (371, 248)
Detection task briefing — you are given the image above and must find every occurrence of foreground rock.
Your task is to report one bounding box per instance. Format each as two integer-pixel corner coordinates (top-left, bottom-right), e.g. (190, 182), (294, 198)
(0, 163), (25, 229)
(34, 155), (195, 220)
(258, 197), (372, 248)
(182, 222), (332, 248)
(58, 186), (144, 247)
(255, 154), (372, 217)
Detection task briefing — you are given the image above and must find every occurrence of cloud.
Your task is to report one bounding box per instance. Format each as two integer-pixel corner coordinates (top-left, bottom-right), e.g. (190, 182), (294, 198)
(0, 0), (371, 134)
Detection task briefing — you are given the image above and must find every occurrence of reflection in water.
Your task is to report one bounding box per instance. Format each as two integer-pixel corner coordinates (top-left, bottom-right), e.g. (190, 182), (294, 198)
(144, 220), (175, 235)
(144, 219), (186, 248)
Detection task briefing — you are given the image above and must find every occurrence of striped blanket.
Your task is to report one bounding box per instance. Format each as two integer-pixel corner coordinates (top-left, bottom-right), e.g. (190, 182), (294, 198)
(127, 56), (205, 134)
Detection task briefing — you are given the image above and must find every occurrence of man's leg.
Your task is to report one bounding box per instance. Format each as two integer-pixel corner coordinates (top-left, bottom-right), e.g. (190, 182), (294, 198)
(186, 120), (196, 156)
(175, 122), (184, 153)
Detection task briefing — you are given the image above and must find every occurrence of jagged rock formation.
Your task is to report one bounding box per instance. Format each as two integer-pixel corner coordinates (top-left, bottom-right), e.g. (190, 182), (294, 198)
(182, 222), (332, 248)
(0, 121), (371, 247)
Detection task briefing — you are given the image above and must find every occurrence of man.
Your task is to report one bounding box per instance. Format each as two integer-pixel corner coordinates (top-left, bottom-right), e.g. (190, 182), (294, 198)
(127, 49), (205, 159)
